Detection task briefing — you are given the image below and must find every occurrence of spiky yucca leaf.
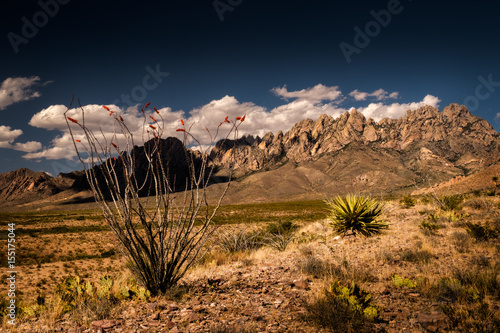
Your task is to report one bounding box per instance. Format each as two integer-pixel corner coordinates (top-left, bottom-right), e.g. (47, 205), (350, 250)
(326, 194), (388, 237)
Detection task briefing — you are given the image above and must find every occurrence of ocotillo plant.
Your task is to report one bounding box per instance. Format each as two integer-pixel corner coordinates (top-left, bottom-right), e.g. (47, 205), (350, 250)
(65, 101), (244, 295)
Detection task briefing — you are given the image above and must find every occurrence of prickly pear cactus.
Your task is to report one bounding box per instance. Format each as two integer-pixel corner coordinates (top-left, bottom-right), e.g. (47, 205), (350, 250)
(392, 274), (416, 288)
(326, 280), (378, 320)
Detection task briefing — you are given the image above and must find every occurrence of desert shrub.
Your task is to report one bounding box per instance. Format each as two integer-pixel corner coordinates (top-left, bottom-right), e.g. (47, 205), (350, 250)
(442, 301), (500, 333)
(262, 220), (298, 251)
(450, 231), (471, 252)
(400, 195), (416, 208)
(216, 228), (263, 253)
(475, 254), (491, 267)
(50, 275), (149, 325)
(375, 249), (395, 264)
(325, 194), (388, 237)
(472, 189), (482, 196)
(464, 197), (491, 210)
(297, 255), (332, 278)
(438, 194), (463, 211)
(421, 196), (432, 204)
(265, 220), (298, 235)
(465, 222), (498, 241)
(413, 276), (433, 297)
(297, 253), (376, 283)
(296, 231), (326, 244)
(100, 249), (116, 258)
(303, 281), (377, 333)
(419, 220), (440, 236)
(263, 233), (295, 252)
(452, 266), (500, 297)
(436, 277), (481, 303)
(399, 248), (434, 264)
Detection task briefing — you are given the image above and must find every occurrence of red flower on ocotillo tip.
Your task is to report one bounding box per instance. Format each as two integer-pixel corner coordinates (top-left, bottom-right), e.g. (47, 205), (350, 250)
(102, 105), (110, 111)
(224, 116), (229, 123)
(119, 116), (124, 122)
(76, 140), (81, 143)
(109, 111), (114, 116)
(241, 115), (246, 122)
(113, 157), (117, 161)
(145, 102), (151, 109)
(150, 116), (157, 122)
(180, 119), (184, 125)
(111, 142), (118, 149)
(149, 125), (156, 130)
(67, 117), (78, 123)
(154, 107), (159, 114)
(176, 128), (185, 132)
(236, 117), (241, 120)
(141, 108), (144, 113)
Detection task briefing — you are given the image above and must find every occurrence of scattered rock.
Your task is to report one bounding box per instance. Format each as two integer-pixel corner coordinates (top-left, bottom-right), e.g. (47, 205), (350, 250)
(91, 320), (121, 332)
(292, 278), (309, 290)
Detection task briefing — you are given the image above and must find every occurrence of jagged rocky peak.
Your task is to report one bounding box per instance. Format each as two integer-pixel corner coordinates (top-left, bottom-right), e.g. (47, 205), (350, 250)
(441, 103), (471, 119)
(0, 168), (74, 204)
(212, 103), (500, 174)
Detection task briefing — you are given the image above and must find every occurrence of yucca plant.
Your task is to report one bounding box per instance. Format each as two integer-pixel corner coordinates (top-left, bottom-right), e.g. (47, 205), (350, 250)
(325, 194), (388, 237)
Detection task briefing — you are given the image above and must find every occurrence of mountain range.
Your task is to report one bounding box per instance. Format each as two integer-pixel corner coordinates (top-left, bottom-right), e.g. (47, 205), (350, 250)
(1, 103), (499, 207)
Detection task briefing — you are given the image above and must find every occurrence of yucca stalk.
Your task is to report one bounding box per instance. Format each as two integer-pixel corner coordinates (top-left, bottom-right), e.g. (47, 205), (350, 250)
(325, 194), (388, 237)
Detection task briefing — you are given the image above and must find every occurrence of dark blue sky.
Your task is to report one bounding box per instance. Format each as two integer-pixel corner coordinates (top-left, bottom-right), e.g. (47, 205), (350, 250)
(1, 0), (499, 175)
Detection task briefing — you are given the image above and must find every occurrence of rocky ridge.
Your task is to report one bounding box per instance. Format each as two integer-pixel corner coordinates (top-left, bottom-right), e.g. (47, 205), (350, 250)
(2, 103), (499, 206)
(0, 168), (76, 204)
(213, 104), (499, 175)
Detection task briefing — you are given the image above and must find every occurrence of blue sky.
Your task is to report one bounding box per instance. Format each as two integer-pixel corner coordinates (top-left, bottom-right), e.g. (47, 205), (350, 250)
(0, 0), (499, 175)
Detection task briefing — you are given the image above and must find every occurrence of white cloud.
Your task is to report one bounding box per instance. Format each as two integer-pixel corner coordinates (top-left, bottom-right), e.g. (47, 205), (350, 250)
(23, 85), (442, 161)
(0, 125), (42, 152)
(349, 88), (399, 101)
(25, 103), (186, 160)
(13, 141), (42, 152)
(0, 76), (44, 110)
(357, 94), (441, 121)
(0, 125), (22, 142)
(271, 84), (343, 103)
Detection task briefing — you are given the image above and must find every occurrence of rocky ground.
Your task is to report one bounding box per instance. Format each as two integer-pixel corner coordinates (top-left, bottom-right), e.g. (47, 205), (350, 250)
(11, 252), (328, 333)
(3, 198), (500, 333)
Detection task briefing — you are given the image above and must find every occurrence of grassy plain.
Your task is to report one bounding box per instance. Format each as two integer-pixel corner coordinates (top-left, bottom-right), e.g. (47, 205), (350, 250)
(1, 193), (500, 332)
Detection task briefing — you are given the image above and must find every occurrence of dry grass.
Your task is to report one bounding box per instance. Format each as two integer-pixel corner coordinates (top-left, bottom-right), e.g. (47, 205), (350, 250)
(2, 195), (500, 332)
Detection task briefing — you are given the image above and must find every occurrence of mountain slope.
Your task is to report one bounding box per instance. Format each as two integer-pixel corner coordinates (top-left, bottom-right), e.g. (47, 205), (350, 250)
(209, 103), (500, 203)
(2, 103), (499, 206)
(0, 168), (76, 204)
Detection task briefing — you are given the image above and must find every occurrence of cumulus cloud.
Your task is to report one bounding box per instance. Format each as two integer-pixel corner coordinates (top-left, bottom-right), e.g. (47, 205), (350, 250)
(0, 125), (42, 152)
(271, 84), (343, 103)
(23, 84), (442, 161)
(349, 88), (399, 101)
(0, 76), (45, 110)
(26, 103), (185, 160)
(357, 94), (441, 121)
